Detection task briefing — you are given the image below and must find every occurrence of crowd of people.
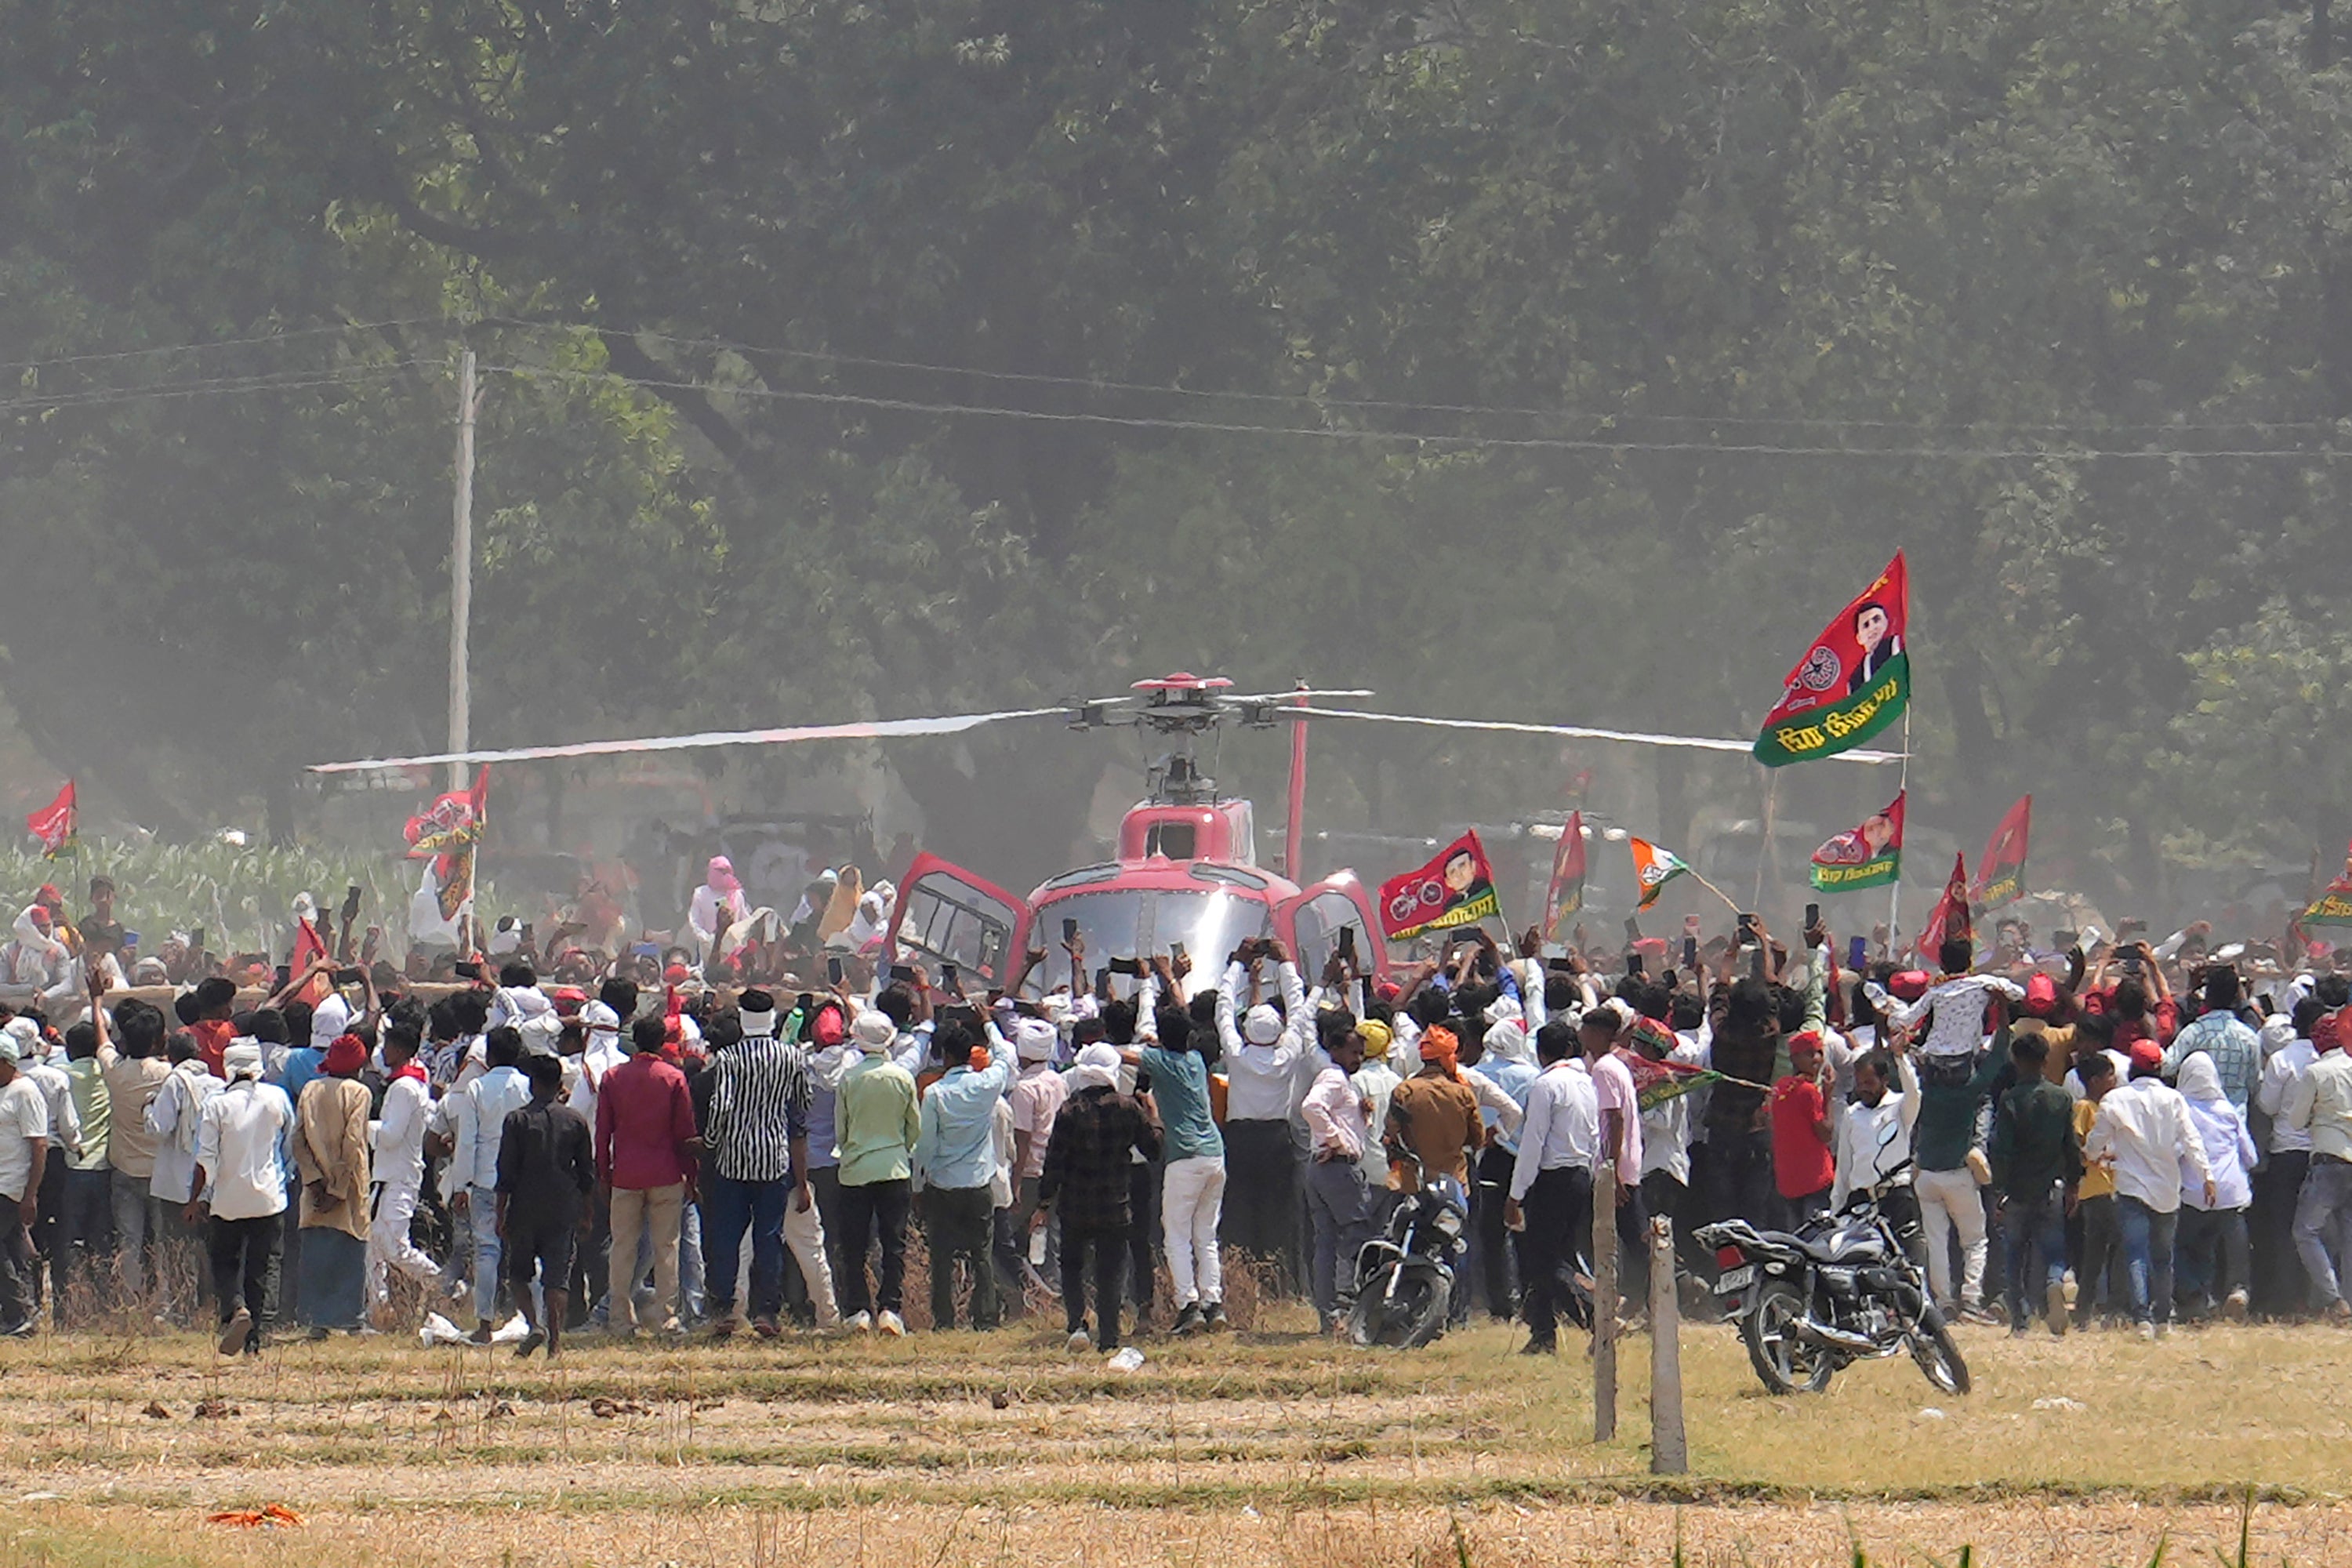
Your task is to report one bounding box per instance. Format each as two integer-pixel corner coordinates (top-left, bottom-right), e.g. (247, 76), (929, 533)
(0, 867), (2347, 1363)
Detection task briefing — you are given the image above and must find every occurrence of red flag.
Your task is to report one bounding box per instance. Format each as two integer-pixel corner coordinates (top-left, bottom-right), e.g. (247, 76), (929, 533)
(1378, 831), (1501, 942)
(1543, 812), (1588, 940)
(405, 768), (489, 931)
(1754, 552), (1911, 767)
(1918, 852), (1973, 960)
(1971, 795), (2032, 911)
(24, 781), (75, 859)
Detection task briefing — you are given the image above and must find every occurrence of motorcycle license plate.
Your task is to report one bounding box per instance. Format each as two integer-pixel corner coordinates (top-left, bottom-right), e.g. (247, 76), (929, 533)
(1714, 1265), (1756, 1295)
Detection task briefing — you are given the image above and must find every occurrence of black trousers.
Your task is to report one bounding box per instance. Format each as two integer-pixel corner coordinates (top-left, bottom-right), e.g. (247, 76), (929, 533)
(207, 1212), (282, 1328)
(1515, 1164), (1593, 1344)
(1471, 1142), (1519, 1319)
(924, 1184), (1000, 1330)
(0, 1213), (34, 1330)
(1062, 1222), (1128, 1349)
(1219, 1120), (1302, 1294)
(1703, 1127), (1775, 1235)
(834, 1178), (910, 1317)
(2252, 1149), (2311, 1316)
(1125, 1160), (1160, 1308)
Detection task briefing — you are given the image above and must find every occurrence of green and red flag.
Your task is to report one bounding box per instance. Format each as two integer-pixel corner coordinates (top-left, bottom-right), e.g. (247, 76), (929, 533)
(2302, 842), (2352, 928)
(1378, 830), (1501, 942)
(24, 781), (76, 859)
(1810, 791), (1905, 893)
(1754, 551), (1911, 767)
(1629, 837), (1690, 911)
(1971, 795), (2032, 912)
(1543, 811), (1588, 940)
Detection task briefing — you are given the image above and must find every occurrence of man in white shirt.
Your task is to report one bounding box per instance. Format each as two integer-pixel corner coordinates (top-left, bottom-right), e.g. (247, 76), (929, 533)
(2285, 1011), (2352, 1319)
(1214, 942), (1312, 1294)
(1301, 1014), (1372, 1331)
(1833, 1044), (1924, 1267)
(2085, 1040), (2215, 1338)
(0, 1035), (49, 1335)
(1581, 1005), (1643, 1321)
(2252, 1004), (2321, 1316)
(189, 1040), (294, 1355)
(368, 1020), (449, 1319)
(147, 1035), (220, 1321)
(1504, 1022), (1599, 1355)
(447, 1026), (533, 1338)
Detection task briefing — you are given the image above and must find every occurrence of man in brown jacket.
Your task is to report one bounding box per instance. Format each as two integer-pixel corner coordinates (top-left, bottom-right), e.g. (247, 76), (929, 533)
(292, 1033), (372, 1335)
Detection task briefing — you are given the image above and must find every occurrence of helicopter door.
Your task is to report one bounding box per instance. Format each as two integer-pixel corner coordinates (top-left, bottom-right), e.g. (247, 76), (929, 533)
(1277, 877), (1391, 985)
(884, 854), (1033, 989)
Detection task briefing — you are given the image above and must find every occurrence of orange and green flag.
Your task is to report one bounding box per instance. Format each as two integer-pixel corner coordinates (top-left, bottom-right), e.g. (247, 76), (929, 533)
(1630, 837), (1690, 911)
(1755, 552), (1911, 767)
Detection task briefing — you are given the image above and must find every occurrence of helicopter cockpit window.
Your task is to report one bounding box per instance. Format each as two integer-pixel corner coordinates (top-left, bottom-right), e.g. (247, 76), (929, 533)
(1024, 889), (1272, 997)
(1145, 822), (1197, 860)
(896, 873), (1018, 985)
(1289, 891), (1370, 979)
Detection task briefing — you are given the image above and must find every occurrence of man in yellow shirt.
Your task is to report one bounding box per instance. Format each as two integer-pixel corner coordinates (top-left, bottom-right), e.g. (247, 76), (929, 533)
(2072, 1053), (2121, 1329)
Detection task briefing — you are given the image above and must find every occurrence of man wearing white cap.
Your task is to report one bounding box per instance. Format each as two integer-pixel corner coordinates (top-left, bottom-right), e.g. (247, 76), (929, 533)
(0, 1033), (49, 1335)
(1000, 1017), (1067, 1295)
(832, 1010), (920, 1334)
(188, 1040), (294, 1355)
(701, 990), (836, 1338)
(1214, 940), (1312, 1296)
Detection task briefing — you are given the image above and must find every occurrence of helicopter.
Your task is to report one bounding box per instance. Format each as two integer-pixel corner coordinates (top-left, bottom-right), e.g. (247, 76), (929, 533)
(310, 673), (1900, 988)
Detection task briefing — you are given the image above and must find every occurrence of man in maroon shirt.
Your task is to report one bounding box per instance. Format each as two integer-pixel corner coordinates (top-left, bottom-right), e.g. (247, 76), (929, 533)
(595, 1015), (701, 1334)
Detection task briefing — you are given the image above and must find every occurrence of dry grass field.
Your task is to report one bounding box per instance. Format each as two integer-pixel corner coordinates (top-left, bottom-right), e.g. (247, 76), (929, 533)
(3, 1301), (2349, 1567)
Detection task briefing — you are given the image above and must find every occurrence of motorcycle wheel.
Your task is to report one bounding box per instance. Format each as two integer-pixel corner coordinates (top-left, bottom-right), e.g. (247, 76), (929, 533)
(1742, 1279), (1835, 1395)
(1345, 1264), (1452, 1348)
(1909, 1318), (1971, 1395)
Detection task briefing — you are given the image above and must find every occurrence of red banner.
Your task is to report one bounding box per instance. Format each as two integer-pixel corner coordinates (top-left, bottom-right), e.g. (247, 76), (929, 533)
(1543, 811), (1587, 941)
(1971, 795), (2031, 911)
(1754, 552), (1911, 767)
(1918, 852), (1973, 960)
(24, 781), (75, 859)
(405, 768), (489, 926)
(1379, 831), (1501, 942)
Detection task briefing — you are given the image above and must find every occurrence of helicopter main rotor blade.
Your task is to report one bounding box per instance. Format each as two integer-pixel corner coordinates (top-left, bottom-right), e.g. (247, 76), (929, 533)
(1282, 706), (1903, 764)
(307, 707), (1075, 774)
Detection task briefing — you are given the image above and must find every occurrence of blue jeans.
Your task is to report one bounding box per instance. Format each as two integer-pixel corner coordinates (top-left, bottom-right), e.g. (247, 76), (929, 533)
(2292, 1157), (2352, 1308)
(464, 1185), (502, 1323)
(2117, 1196), (2180, 1327)
(703, 1175), (788, 1323)
(2002, 1187), (2068, 1328)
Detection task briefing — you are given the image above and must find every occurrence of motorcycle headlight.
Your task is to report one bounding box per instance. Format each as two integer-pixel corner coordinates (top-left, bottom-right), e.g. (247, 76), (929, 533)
(1432, 1207), (1464, 1238)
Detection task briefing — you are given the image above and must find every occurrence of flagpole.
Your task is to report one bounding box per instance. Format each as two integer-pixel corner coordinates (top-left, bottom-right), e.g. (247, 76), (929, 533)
(1682, 867), (1748, 919)
(1754, 768), (1780, 912)
(1888, 706), (1911, 954)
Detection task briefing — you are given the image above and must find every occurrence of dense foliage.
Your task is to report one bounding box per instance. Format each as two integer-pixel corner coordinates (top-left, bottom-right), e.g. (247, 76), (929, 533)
(6, 0), (2350, 916)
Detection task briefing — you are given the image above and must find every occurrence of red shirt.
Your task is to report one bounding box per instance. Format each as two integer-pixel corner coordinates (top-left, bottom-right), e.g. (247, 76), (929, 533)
(594, 1052), (699, 1190)
(2082, 989), (2180, 1051)
(192, 1018), (234, 1079)
(1769, 1075), (1835, 1199)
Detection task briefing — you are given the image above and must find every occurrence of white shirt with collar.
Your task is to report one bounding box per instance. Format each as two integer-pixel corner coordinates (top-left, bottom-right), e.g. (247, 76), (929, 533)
(1508, 1057), (1599, 1201)
(449, 1063), (531, 1192)
(1832, 1051), (1920, 1210)
(2086, 1075), (2213, 1214)
(147, 1061), (220, 1203)
(18, 1056), (78, 1163)
(374, 1069), (433, 1191)
(2259, 1036), (2318, 1155)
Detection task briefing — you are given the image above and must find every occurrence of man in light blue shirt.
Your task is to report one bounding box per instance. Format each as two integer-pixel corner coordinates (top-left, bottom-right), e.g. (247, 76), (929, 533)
(914, 1018), (1012, 1330)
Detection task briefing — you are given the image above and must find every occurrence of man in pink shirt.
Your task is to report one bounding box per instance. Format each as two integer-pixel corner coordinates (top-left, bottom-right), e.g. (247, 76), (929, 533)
(1002, 1018), (1069, 1294)
(1581, 1004), (1646, 1323)
(595, 1015), (700, 1334)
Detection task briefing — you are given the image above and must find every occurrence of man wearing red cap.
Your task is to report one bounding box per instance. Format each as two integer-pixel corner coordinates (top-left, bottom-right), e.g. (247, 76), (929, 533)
(1769, 1031), (1837, 1230)
(2085, 1039), (2214, 1338)
(2285, 1008), (2352, 1320)
(292, 1033), (372, 1334)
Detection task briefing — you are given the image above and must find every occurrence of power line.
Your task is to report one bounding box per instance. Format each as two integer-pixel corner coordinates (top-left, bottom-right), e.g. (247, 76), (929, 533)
(486, 362), (2350, 462)
(517, 319), (2343, 438)
(0, 318), (441, 378)
(0, 361), (441, 416)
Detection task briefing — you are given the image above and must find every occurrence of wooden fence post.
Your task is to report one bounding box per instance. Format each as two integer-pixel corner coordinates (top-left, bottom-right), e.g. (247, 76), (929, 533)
(1649, 1214), (1686, 1474)
(1592, 1160), (1617, 1442)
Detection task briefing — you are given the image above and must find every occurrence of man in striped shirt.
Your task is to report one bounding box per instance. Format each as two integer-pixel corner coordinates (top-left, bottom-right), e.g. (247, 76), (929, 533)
(702, 991), (837, 1338)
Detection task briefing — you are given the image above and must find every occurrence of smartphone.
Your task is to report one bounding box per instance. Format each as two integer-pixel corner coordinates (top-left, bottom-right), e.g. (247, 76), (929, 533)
(939, 962), (960, 991)
(1737, 913), (1759, 944)
(1804, 902), (1820, 931)
(273, 964), (291, 989)
(796, 993), (815, 1018)
(1062, 917), (1080, 944)
(454, 960), (483, 982)
(333, 967), (364, 987)
(826, 956), (846, 985)
(1626, 953), (1645, 976)
(1335, 926), (1356, 960)
(191, 926), (206, 954)
(1848, 935), (1867, 968)
(888, 964), (917, 984)
(2122, 952), (2143, 976)
(1171, 939), (1187, 966)
(1685, 936), (1701, 969)
(1623, 916), (1642, 942)
(342, 884), (364, 920)
(1109, 956), (1142, 978)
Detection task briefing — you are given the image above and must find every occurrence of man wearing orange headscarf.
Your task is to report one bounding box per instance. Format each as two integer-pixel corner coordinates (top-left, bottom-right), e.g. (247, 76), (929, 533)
(1384, 1025), (1485, 1192)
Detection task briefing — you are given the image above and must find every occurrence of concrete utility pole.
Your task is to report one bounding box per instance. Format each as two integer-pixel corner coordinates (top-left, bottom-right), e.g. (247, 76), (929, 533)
(448, 348), (477, 791)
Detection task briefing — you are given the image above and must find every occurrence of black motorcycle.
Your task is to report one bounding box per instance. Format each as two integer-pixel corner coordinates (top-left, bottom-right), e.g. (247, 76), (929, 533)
(1345, 1154), (1469, 1348)
(1694, 1160), (1969, 1396)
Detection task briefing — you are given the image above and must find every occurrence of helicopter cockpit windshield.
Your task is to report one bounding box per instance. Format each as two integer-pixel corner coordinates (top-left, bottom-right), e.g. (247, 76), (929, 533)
(1030, 887), (1273, 996)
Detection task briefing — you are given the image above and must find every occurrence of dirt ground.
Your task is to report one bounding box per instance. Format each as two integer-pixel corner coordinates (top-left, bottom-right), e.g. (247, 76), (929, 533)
(5, 1310), (2348, 1566)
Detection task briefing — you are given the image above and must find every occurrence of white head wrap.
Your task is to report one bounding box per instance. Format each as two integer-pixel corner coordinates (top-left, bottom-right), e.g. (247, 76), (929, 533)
(1067, 1043), (1122, 1092)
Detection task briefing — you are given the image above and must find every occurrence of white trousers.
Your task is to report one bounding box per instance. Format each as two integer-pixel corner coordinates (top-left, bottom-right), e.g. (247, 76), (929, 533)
(1162, 1155), (1227, 1308)
(1917, 1166), (1987, 1308)
(786, 1193), (842, 1327)
(366, 1181), (441, 1308)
